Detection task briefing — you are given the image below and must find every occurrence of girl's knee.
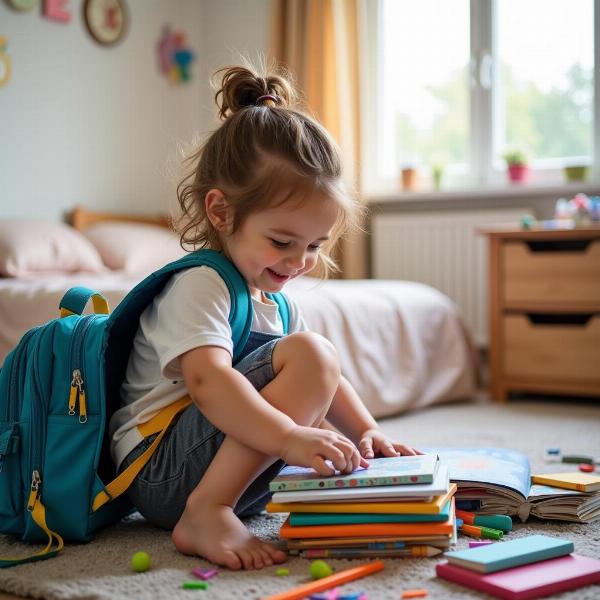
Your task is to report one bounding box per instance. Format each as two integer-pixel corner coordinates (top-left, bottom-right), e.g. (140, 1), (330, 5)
(276, 331), (340, 384)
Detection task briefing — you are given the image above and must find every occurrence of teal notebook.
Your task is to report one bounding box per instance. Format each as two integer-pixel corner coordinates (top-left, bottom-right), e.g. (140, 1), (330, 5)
(444, 534), (574, 573)
(290, 500), (451, 526)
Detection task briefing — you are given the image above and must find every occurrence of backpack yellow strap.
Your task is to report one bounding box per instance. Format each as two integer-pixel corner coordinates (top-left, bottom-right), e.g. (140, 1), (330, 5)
(0, 489), (64, 567)
(92, 395), (193, 512)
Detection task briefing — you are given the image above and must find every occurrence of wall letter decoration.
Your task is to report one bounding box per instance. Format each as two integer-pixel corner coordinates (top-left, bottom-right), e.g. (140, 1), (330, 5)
(42, 0), (71, 22)
(0, 36), (11, 88)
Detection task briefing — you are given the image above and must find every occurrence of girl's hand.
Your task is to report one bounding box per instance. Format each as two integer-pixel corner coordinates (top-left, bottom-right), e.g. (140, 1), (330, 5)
(358, 428), (423, 459)
(281, 425), (370, 476)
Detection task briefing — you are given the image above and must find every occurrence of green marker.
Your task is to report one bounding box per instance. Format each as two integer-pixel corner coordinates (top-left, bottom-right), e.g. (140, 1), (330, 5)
(479, 526), (505, 540)
(182, 581), (208, 590)
(460, 523), (504, 540)
(562, 455), (594, 465)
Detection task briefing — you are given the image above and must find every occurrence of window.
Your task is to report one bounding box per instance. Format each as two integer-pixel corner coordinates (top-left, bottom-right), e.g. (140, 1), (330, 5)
(362, 0), (598, 192)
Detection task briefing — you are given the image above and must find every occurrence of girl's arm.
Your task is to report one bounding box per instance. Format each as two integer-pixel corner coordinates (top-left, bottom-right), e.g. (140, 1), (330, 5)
(180, 345), (364, 474)
(326, 375), (421, 458)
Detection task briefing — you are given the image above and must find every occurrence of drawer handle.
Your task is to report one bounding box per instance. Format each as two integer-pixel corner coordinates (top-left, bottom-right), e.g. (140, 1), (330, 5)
(526, 313), (594, 326)
(525, 240), (593, 253)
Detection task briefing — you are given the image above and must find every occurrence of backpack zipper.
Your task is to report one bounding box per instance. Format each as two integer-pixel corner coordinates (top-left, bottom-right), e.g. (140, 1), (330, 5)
(68, 315), (99, 424)
(27, 329), (48, 514)
(6, 327), (39, 422)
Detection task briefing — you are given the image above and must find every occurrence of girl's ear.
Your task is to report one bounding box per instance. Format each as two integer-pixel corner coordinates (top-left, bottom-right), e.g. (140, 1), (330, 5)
(205, 189), (232, 233)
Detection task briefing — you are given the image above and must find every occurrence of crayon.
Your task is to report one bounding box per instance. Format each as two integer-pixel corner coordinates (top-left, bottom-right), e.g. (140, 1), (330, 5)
(455, 510), (513, 532)
(181, 581), (208, 589)
(264, 560), (384, 600)
(301, 546), (442, 559)
(459, 524), (503, 540)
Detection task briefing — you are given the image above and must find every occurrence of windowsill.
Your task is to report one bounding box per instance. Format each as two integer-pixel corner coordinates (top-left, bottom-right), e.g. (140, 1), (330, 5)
(365, 181), (600, 205)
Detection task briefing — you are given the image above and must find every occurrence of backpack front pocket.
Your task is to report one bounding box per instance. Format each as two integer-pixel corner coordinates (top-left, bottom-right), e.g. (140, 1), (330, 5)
(39, 414), (101, 542)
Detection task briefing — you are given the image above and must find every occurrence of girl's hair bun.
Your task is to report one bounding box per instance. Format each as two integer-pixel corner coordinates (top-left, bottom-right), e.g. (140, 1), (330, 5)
(213, 64), (297, 120)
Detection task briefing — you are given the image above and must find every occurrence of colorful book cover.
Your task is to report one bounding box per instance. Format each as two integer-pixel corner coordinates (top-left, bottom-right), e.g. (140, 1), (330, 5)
(436, 554), (600, 600)
(267, 483), (457, 515)
(289, 499), (452, 526)
(531, 472), (600, 493)
(269, 454), (439, 492)
(271, 465), (449, 503)
(279, 500), (455, 538)
(444, 535), (574, 573)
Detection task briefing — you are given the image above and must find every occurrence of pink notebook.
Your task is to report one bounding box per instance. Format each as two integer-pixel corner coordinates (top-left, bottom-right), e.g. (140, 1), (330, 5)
(436, 554), (600, 600)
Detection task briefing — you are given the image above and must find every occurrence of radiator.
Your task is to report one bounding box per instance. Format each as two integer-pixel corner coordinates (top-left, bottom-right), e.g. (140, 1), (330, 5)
(371, 208), (529, 346)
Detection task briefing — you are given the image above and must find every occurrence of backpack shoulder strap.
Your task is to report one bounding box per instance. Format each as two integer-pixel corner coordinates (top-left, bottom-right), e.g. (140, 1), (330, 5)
(103, 250), (252, 425)
(266, 292), (291, 334)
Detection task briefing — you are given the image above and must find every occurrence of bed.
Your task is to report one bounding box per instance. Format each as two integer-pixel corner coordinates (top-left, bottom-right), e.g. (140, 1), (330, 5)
(0, 207), (477, 418)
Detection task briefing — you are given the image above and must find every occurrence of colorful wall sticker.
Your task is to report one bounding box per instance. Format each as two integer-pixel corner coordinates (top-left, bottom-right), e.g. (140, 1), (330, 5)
(157, 25), (195, 84)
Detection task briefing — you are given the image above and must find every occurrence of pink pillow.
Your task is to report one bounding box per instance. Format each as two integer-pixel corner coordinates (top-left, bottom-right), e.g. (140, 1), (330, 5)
(83, 222), (186, 274)
(0, 219), (106, 277)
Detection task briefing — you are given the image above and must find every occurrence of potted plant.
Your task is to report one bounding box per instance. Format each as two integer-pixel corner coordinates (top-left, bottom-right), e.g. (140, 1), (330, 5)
(503, 150), (529, 183)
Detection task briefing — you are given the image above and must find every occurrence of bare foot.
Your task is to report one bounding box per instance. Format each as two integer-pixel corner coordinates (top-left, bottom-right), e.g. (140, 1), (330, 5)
(172, 500), (287, 570)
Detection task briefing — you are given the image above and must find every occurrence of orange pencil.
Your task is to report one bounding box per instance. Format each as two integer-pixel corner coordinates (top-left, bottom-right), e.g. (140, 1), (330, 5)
(263, 560), (384, 600)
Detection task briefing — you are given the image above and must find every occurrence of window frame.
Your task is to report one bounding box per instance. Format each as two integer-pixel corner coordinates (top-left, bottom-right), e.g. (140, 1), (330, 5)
(360, 0), (600, 195)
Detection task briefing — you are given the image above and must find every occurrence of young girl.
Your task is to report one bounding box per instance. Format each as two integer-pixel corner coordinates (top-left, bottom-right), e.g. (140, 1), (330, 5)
(109, 64), (420, 571)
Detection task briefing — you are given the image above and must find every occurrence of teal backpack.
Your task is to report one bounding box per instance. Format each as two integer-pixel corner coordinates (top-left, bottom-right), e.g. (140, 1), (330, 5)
(0, 249), (290, 567)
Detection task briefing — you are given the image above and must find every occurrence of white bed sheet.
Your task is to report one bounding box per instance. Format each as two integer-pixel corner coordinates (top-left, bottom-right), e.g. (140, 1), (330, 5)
(0, 273), (476, 417)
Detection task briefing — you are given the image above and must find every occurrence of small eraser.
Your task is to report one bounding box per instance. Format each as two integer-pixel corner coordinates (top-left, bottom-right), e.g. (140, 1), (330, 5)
(469, 540), (493, 548)
(579, 463), (595, 473)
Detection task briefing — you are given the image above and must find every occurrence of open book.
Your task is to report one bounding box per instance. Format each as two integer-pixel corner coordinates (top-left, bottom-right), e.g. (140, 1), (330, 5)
(427, 447), (600, 523)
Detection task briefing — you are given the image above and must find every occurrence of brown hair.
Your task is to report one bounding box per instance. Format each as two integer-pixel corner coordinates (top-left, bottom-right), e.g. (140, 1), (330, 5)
(176, 63), (360, 277)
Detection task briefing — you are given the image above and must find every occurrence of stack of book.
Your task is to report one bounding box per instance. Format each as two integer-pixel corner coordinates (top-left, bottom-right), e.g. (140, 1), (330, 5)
(267, 454), (458, 559)
(436, 534), (600, 599)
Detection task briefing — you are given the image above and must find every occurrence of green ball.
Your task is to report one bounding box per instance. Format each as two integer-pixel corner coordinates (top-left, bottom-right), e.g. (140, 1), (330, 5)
(131, 551), (151, 572)
(309, 559), (333, 580)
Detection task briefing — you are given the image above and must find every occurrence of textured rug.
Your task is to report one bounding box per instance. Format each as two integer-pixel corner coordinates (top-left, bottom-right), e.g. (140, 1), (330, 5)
(1, 397), (599, 600)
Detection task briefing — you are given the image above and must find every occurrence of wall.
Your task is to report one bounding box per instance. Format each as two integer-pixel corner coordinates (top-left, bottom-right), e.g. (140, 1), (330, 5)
(0, 0), (270, 222)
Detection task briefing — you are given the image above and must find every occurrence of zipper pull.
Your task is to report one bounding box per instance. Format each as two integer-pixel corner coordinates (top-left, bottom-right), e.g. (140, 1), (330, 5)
(27, 469), (41, 512)
(69, 369), (83, 415)
(78, 389), (87, 424)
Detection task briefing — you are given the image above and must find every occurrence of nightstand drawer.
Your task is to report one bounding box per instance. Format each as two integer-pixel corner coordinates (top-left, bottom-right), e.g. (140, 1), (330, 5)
(503, 239), (600, 306)
(503, 314), (600, 382)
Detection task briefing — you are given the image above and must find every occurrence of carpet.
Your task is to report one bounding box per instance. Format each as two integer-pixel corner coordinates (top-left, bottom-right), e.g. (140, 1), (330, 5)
(1, 397), (599, 599)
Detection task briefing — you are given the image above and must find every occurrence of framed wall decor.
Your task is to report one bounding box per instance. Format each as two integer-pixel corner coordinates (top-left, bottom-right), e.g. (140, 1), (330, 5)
(83, 0), (127, 46)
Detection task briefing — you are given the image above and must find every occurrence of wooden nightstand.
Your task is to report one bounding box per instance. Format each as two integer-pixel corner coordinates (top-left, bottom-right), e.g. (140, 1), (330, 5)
(481, 224), (600, 402)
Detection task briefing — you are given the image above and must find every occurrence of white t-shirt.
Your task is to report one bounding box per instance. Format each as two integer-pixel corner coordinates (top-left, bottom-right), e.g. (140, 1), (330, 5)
(109, 266), (306, 468)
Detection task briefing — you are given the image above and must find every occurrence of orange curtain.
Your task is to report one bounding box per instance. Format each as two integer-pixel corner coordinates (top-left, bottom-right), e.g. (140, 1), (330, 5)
(269, 0), (367, 279)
